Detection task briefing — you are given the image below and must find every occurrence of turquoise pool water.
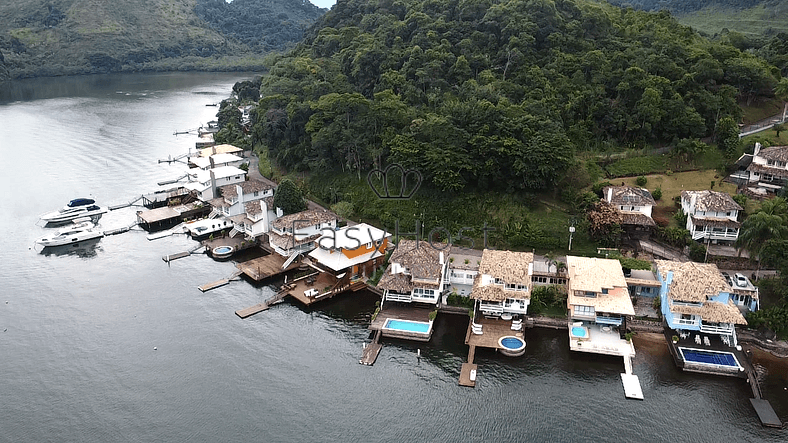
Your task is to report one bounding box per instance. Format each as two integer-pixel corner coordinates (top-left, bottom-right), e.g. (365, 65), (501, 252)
(501, 337), (525, 349)
(384, 319), (430, 333)
(571, 327), (587, 338)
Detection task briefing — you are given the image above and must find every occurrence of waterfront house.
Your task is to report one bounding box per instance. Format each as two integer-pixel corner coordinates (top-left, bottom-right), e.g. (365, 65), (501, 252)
(211, 179), (276, 218)
(189, 153), (244, 170)
(308, 223), (390, 281)
(268, 209), (338, 260)
(739, 143), (788, 196)
(185, 165), (247, 201)
(446, 247), (483, 297)
(471, 249), (533, 319)
(655, 260), (749, 376)
(602, 186), (656, 240)
(566, 256), (636, 357)
(680, 190), (742, 244)
(377, 239), (448, 306)
(532, 255), (568, 287)
(197, 143), (243, 157)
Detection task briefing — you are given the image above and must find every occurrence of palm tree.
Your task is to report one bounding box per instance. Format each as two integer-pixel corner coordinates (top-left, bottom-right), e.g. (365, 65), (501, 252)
(775, 77), (788, 123)
(736, 211), (788, 277)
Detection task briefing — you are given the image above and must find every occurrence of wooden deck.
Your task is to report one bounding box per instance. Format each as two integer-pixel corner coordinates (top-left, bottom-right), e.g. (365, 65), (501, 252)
(465, 316), (525, 350)
(459, 344), (477, 387)
(750, 399), (783, 428)
(360, 330), (383, 366)
(236, 253), (301, 282)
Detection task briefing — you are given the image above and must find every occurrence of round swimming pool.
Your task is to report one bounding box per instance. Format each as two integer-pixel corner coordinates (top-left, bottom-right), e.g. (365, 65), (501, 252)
(212, 246), (235, 260)
(498, 336), (526, 357)
(571, 326), (587, 338)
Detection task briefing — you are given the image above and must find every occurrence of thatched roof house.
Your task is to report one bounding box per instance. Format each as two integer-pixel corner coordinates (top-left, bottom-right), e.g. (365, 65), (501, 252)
(655, 260), (746, 325)
(471, 250), (534, 302)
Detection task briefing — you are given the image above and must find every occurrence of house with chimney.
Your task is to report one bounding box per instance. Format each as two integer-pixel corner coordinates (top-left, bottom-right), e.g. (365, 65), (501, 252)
(601, 185), (656, 240)
(184, 165), (247, 201)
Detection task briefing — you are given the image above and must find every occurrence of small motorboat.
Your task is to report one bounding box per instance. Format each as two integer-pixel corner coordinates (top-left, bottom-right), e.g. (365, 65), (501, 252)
(36, 219), (104, 247)
(185, 218), (232, 239)
(40, 198), (108, 224)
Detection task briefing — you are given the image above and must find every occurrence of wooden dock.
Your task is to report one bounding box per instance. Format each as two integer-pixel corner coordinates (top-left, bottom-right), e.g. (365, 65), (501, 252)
(459, 345), (477, 387)
(235, 287), (291, 319)
(163, 243), (203, 262)
(750, 399), (783, 428)
(198, 271), (243, 293)
(360, 330), (382, 366)
(235, 253), (300, 282)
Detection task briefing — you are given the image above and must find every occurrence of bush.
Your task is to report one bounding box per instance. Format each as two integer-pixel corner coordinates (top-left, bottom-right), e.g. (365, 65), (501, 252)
(592, 181), (613, 197)
(618, 257), (652, 270)
(636, 175), (648, 186)
(689, 241), (706, 262)
(446, 292), (474, 309)
(652, 187), (662, 201)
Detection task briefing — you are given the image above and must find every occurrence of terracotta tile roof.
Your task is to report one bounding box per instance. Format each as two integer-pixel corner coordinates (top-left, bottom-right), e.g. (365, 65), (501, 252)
(244, 200), (264, 216)
(655, 260), (729, 303)
(389, 239), (445, 282)
(669, 300), (746, 325)
(377, 270), (414, 293)
(746, 163), (788, 177)
(272, 209), (337, 231)
(689, 215), (740, 229)
(621, 212), (656, 227)
(471, 249), (534, 302)
(477, 249), (533, 285)
(681, 190), (743, 212)
(758, 145), (788, 163)
(603, 186), (656, 207)
(220, 179), (274, 199)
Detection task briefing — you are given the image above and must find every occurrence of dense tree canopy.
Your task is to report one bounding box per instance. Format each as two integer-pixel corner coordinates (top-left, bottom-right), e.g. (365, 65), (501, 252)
(250, 0), (780, 192)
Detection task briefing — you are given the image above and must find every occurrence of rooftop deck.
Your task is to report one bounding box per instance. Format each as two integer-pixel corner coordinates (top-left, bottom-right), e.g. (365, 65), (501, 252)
(663, 327), (748, 378)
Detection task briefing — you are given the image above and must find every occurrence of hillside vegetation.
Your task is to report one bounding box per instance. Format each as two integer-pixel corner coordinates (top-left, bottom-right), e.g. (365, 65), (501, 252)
(605, 0), (788, 37)
(0, 0), (325, 80)
(249, 0), (778, 195)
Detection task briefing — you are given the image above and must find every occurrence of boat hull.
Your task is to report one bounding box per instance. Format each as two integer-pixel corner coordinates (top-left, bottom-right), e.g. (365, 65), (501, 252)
(36, 231), (104, 247)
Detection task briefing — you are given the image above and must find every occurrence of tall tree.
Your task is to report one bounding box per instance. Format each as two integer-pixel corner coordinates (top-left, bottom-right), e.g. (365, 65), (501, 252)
(272, 179), (307, 215)
(736, 211), (788, 276)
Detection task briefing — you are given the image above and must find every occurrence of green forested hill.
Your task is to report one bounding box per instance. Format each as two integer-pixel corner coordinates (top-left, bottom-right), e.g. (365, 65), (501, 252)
(604, 0), (788, 37)
(0, 0), (325, 80)
(250, 0), (778, 193)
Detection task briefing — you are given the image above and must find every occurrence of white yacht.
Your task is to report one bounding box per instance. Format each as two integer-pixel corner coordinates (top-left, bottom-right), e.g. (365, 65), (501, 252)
(40, 198), (108, 224)
(36, 219), (104, 247)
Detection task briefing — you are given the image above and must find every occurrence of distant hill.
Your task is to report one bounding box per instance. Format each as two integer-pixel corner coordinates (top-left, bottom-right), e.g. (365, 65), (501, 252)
(604, 0), (788, 36)
(0, 0), (325, 80)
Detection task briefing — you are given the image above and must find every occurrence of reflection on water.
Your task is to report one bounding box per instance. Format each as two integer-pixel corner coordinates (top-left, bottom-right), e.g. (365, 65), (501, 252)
(38, 237), (102, 258)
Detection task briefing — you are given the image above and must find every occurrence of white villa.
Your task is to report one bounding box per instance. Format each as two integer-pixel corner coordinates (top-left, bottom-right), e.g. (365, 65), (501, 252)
(446, 247), (483, 297)
(742, 143), (788, 196)
(471, 249), (533, 318)
(189, 153), (244, 170)
(602, 186), (656, 239)
(185, 166), (247, 201)
(680, 190), (742, 244)
(377, 239), (448, 306)
(268, 209), (338, 259)
(566, 256), (635, 357)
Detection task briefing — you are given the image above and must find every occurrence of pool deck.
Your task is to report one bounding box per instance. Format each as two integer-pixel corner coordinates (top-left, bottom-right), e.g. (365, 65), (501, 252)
(569, 322), (635, 357)
(663, 327), (748, 379)
(465, 316), (525, 351)
(370, 304), (434, 342)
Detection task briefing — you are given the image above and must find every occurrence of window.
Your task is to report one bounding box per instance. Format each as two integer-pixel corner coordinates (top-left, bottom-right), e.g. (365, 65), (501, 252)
(494, 277), (504, 285)
(601, 288), (608, 295)
(573, 305), (595, 316)
(516, 284), (527, 291)
(505, 283), (516, 291)
(585, 291), (597, 298)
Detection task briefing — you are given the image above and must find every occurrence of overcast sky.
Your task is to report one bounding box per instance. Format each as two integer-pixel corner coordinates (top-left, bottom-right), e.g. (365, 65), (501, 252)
(310, 0), (336, 9)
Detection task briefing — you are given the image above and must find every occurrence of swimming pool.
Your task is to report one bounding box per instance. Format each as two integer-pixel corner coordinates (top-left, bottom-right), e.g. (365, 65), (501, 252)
(383, 319), (430, 334)
(570, 326), (588, 339)
(498, 336), (526, 357)
(678, 347), (741, 368)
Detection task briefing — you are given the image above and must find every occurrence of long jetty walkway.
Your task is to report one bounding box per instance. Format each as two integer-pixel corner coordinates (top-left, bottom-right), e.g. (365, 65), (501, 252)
(235, 286), (291, 319)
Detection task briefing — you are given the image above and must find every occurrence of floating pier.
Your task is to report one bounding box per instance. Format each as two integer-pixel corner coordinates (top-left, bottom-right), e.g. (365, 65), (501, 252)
(235, 288), (290, 318)
(157, 174), (188, 186)
(108, 195), (143, 211)
(103, 222), (138, 236)
(621, 355), (644, 400)
(162, 243), (204, 262)
(198, 270), (243, 293)
(459, 345), (477, 387)
(360, 330), (382, 366)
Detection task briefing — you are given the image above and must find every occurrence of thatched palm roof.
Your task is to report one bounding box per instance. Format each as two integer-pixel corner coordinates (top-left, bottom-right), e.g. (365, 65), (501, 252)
(471, 249), (533, 302)
(670, 300), (747, 325)
(655, 260), (730, 303)
(681, 190), (742, 212)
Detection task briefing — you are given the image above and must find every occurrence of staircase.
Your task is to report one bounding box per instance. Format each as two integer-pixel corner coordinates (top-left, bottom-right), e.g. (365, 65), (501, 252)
(208, 208), (222, 219)
(228, 227), (242, 238)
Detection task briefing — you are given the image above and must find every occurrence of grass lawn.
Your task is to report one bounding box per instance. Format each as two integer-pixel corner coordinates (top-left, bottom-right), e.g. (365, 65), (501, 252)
(617, 170), (737, 203)
(742, 128), (788, 148)
(739, 98), (784, 125)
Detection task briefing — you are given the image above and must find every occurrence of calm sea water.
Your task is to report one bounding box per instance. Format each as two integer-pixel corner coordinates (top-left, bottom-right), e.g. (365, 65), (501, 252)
(1, 73), (786, 442)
